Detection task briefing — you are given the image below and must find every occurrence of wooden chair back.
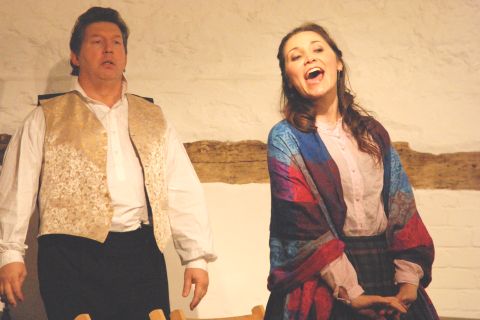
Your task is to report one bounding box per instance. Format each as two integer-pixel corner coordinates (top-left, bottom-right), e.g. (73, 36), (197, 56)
(149, 309), (167, 320)
(170, 305), (264, 320)
(73, 309), (167, 320)
(72, 305), (265, 320)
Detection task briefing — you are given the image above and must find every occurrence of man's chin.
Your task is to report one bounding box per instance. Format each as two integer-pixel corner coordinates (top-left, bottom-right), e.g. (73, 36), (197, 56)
(97, 73), (124, 82)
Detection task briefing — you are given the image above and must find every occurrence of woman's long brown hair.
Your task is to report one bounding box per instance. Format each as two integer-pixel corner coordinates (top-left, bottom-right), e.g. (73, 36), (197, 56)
(278, 23), (382, 162)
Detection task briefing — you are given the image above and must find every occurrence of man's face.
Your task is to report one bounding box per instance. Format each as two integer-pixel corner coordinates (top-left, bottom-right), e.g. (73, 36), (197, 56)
(71, 21), (127, 85)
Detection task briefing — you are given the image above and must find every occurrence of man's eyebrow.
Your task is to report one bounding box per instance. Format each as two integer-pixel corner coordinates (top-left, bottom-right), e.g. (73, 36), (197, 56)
(87, 33), (122, 38)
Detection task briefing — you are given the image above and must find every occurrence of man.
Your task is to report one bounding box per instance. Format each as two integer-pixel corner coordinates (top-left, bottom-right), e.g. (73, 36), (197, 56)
(0, 7), (216, 320)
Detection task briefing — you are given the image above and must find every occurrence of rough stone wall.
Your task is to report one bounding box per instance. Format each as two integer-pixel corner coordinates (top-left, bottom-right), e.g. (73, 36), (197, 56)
(0, 0), (479, 318)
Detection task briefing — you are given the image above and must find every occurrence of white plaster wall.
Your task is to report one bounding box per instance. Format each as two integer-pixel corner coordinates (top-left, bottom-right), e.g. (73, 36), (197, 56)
(1, 0), (479, 318)
(164, 184), (271, 318)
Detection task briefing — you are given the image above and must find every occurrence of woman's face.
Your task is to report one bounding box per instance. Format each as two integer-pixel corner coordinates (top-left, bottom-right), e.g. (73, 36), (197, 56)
(283, 31), (342, 103)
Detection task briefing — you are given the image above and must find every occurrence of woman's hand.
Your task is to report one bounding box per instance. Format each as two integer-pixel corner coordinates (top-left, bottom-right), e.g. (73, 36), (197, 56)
(338, 287), (407, 319)
(351, 294), (407, 320)
(396, 282), (418, 309)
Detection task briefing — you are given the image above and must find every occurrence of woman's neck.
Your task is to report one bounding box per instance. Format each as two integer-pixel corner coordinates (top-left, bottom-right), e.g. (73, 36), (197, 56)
(313, 92), (341, 125)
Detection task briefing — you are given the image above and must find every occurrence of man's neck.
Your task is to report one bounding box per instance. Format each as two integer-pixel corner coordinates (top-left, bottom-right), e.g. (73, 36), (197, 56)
(78, 77), (123, 108)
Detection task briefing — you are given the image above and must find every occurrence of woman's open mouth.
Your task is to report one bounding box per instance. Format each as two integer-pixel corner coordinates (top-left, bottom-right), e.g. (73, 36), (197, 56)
(305, 67), (324, 81)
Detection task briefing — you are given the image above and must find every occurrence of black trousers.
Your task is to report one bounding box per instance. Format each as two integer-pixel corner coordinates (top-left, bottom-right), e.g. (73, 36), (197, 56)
(38, 225), (170, 320)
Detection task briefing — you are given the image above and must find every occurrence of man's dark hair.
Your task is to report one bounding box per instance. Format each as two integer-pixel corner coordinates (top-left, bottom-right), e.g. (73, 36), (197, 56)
(69, 7), (129, 76)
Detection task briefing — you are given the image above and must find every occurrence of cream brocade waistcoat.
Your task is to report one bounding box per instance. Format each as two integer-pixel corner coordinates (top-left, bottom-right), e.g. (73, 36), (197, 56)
(38, 91), (171, 251)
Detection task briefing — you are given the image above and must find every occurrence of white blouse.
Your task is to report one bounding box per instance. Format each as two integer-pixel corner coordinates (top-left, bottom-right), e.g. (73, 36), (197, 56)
(317, 118), (423, 300)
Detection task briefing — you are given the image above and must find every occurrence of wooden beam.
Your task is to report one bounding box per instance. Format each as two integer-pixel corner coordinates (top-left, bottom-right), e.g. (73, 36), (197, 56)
(184, 140), (268, 184)
(393, 142), (480, 190)
(185, 140), (480, 189)
(1, 134), (479, 190)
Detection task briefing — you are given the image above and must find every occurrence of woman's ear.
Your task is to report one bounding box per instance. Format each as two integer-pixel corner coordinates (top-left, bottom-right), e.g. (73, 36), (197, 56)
(337, 60), (344, 72)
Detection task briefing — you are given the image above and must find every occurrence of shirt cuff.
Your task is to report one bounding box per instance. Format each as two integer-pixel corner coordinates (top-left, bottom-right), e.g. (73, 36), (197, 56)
(320, 253), (364, 301)
(186, 258), (208, 271)
(343, 284), (364, 301)
(0, 250), (24, 268)
(394, 259), (423, 286)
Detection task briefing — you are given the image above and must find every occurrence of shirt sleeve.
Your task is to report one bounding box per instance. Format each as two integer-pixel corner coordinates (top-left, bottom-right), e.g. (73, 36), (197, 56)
(394, 259), (424, 286)
(0, 108), (45, 268)
(320, 253), (364, 300)
(165, 124), (217, 269)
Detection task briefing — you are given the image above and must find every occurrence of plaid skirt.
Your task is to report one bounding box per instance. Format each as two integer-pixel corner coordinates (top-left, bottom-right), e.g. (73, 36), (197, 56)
(329, 234), (439, 320)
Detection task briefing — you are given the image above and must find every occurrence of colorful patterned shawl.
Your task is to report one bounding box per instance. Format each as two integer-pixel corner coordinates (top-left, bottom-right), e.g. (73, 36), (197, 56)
(266, 120), (435, 320)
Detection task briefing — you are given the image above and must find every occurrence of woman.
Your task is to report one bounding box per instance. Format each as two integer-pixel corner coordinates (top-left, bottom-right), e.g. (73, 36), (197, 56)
(265, 23), (439, 320)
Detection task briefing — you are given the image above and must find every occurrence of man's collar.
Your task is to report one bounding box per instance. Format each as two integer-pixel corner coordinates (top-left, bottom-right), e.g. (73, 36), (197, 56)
(73, 77), (128, 105)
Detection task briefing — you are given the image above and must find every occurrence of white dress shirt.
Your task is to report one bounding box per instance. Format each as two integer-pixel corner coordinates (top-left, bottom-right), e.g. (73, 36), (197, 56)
(317, 119), (423, 300)
(0, 80), (216, 270)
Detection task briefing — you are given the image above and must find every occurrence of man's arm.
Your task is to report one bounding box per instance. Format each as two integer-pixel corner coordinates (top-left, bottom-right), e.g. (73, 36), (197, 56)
(165, 124), (216, 310)
(0, 108), (45, 306)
